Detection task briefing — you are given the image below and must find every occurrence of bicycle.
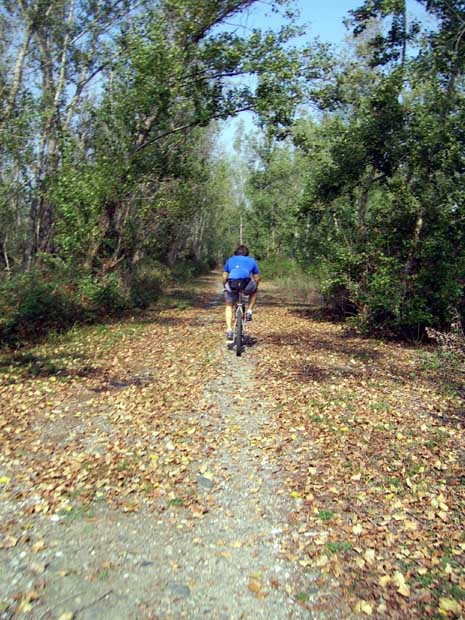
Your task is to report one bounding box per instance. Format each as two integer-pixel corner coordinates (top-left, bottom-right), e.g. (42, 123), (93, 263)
(232, 290), (247, 356)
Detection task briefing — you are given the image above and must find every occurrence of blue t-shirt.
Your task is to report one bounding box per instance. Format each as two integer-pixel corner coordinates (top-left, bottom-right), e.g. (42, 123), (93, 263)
(224, 255), (260, 280)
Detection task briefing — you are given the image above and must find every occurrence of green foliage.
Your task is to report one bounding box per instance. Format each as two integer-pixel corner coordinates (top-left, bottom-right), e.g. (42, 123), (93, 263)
(283, 2), (465, 337)
(0, 271), (82, 343)
(258, 257), (300, 280)
(0, 0), (307, 339)
(129, 263), (169, 309)
(0, 261), (168, 343)
(77, 274), (129, 315)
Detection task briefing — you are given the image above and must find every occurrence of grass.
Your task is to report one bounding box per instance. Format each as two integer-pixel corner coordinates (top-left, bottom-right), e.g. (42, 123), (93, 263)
(318, 510), (334, 522)
(168, 497), (184, 507)
(325, 541), (352, 555)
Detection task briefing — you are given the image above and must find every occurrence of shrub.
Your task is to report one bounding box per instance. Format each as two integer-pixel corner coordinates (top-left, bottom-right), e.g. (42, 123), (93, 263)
(171, 259), (210, 282)
(129, 265), (166, 309)
(0, 271), (82, 342)
(78, 274), (129, 315)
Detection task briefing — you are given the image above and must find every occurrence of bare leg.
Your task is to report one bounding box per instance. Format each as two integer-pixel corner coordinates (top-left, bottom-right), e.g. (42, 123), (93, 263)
(247, 292), (257, 312)
(225, 303), (233, 331)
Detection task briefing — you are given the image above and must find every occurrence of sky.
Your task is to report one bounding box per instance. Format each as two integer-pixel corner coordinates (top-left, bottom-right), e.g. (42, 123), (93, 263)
(218, 0), (362, 151)
(218, 0), (427, 152)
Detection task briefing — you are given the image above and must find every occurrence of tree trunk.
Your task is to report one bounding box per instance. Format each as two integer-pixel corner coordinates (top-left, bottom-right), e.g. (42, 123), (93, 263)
(0, 20), (32, 127)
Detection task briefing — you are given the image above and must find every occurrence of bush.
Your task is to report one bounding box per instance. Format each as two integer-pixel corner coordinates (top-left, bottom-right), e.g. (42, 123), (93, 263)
(77, 274), (129, 315)
(0, 271), (82, 342)
(171, 258), (210, 282)
(258, 257), (298, 280)
(129, 264), (167, 308)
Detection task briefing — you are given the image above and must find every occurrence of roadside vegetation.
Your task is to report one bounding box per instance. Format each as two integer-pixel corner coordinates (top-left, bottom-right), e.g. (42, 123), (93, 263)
(1, 0), (465, 342)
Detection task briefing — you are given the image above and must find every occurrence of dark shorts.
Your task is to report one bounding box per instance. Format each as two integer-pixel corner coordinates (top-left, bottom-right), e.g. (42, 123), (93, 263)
(224, 279), (258, 303)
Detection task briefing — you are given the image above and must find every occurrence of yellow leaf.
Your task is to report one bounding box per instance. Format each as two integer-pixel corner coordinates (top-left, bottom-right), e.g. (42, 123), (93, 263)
(316, 554), (329, 567)
(248, 578), (266, 599)
(4, 536), (18, 548)
(202, 470), (214, 481)
(392, 571), (407, 590)
(438, 598), (461, 616)
(404, 520), (418, 531)
(290, 491), (301, 498)
(0, 476), (10, 484)
(299, 559), (312, 567)
(444, 563), (453, 575)
(379, 575), (391, 588)
(398, 583), (410, 597)
(217, 551), (232, 558)
(353, 524), (363, 535)
(32, 540), (45, 553)
(364, 548), (375, 564)
(17, 601), (32, 613)
(354, 600), (373, 615)
(58, 613), (74, 620)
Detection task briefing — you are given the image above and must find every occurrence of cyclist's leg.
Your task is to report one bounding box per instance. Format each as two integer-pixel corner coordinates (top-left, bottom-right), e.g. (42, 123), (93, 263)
(247, 292), (257, 311)
(225, 302), (234, 331)
(243, 280), (258, 314)
(224, 284), (238, 335)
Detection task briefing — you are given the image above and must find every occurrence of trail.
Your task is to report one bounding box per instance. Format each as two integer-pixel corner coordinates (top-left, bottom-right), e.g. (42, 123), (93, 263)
(0, 275), (343, 620)
(2, 274), (464, 620)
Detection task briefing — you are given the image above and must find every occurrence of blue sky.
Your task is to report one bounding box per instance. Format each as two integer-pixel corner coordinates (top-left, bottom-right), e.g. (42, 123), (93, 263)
(218, 0), (428, 151)
(218, 0), (362, 151)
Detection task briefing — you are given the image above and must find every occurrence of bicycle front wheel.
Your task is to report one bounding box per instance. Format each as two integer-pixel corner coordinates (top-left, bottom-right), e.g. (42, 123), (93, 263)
(235, 306), (243, 356)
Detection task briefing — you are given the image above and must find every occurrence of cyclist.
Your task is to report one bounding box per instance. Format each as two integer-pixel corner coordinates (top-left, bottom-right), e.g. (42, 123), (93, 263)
(222, 244), (260, 341)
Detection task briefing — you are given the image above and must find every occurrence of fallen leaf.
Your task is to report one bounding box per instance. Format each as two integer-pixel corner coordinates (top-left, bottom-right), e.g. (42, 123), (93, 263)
(248, 578), (266, 599)
(438, 598), (461, 616)
(398, 583), (410, 597)
(392, 571), (410, 596)
(379, 575), (391, 588)
(30, 561), (46, 574)
(364, 548), (375, 564)
(354, 600), (373, 615)
(32, 540), (45, 553)
(4, 535), (18, 548)
(17, 601), (32, 613)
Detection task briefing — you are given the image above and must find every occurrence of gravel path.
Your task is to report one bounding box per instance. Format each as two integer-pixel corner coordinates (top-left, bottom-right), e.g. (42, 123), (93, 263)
(0, 282), (331, 620)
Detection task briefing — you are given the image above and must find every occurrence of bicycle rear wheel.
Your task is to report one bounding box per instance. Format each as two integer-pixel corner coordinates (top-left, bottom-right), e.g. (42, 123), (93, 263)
(235, 306), (243, 356)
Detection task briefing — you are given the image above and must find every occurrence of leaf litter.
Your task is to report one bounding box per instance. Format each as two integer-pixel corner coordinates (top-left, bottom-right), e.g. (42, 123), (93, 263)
(0, 275), (463, 619)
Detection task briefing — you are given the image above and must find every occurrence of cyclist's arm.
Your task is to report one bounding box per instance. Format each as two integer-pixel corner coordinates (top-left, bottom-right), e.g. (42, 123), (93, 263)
(222, 271), (229, 285)
(251, 261), (260, 286)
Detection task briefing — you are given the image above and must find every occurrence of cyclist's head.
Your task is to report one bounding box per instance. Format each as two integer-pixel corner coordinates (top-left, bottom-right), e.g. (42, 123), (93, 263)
(234, 244), (249, 256)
